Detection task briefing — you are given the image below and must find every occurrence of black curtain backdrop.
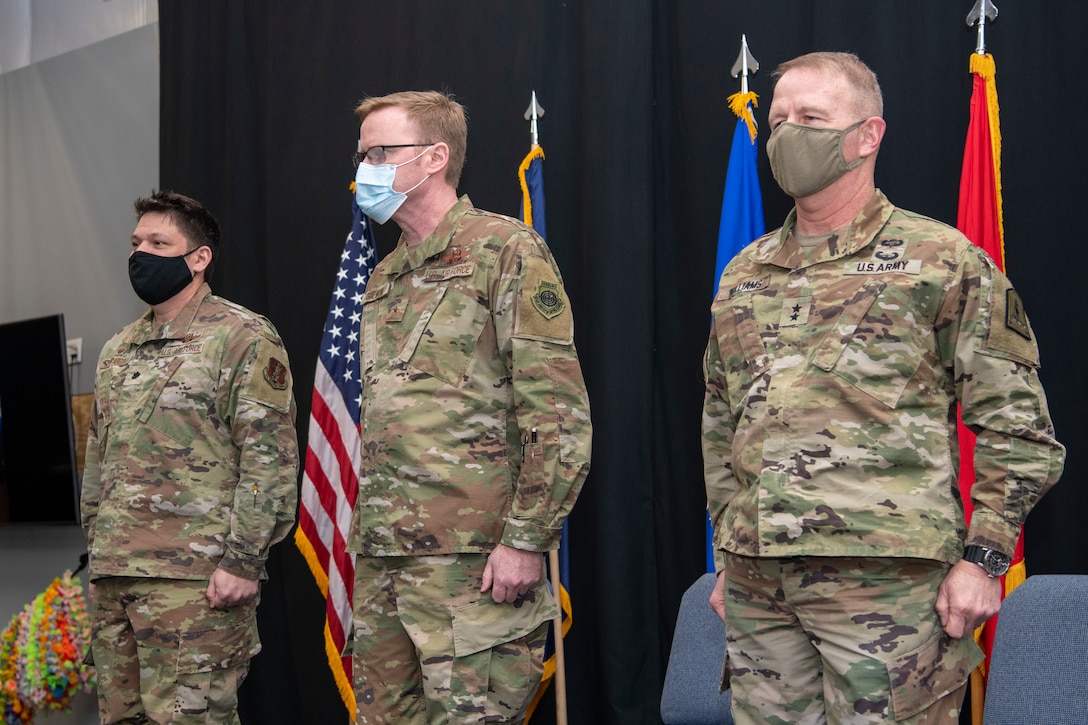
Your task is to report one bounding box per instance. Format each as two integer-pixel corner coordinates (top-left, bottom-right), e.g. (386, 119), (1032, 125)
(157, 2), (1088, 723)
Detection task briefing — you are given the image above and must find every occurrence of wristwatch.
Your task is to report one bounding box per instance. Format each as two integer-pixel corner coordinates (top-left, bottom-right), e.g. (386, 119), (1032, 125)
(962, 545), (1012, 578)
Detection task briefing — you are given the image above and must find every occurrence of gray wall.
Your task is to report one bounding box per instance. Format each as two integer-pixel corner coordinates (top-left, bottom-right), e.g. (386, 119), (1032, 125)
(0, 22), (159, 725)
(0, 23), (158, 396)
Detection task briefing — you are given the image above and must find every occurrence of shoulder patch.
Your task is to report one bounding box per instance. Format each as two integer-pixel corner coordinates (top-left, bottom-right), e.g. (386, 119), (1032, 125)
(263, 356), (289, 390)
(244, 336), (293, 412)
(531, 279), (567, 319)
(984, 277), (1039, 367)
(1004, 289), (1031, 340)
(515, 254), (574, 344)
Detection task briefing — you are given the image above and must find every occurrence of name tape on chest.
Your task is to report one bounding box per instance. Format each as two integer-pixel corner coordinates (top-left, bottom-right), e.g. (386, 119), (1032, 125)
(845, 258), (922, 275)
(422, 262), (474, 283)
(727, 277), (770, 299)
(845, 238), (920, 275)
(363, 282), (391, 305)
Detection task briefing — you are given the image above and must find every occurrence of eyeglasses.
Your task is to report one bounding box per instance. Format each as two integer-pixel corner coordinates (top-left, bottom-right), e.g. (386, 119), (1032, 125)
(352, 143), (434, 168)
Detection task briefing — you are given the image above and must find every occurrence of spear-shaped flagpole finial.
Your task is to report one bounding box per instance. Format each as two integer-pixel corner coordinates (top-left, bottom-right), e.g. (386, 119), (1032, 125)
(523, 91), (545, 149)
(967, 0), (999, 55)
(730, 34), (759, 95)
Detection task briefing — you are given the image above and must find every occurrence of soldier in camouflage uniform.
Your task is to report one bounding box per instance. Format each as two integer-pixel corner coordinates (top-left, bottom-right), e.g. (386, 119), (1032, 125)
(703, 53), (1064, 723)
(347, 91), (592, 724)
(80, 190), (299, 724)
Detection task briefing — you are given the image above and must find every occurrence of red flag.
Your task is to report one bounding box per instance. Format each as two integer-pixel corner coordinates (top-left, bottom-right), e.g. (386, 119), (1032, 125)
(294, 189), (376, 715)
(955, 51), (1021, 722)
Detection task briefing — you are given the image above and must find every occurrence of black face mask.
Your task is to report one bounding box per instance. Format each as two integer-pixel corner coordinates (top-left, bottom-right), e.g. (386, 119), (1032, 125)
(128, 248), (202, 305)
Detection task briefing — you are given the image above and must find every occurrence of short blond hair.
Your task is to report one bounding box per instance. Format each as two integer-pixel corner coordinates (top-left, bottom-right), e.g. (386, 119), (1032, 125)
(355, 90), (468, 187)
(773, 52), (883, 119)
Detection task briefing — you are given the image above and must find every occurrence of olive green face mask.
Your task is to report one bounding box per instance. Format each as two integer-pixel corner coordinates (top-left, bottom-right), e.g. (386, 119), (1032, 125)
(766, 120), (865, 198)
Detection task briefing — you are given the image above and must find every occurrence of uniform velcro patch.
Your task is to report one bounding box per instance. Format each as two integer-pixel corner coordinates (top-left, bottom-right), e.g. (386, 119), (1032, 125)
(515, 254), (573, 344)
(246, 336), (293, 412)
(985, 277), (1039, 367)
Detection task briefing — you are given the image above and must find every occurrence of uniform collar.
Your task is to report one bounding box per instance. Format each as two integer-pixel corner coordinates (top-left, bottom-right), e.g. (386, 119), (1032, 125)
(386, 195), (475, 275)
(125, 282), (213, 344)
(752, 189), (895, 269)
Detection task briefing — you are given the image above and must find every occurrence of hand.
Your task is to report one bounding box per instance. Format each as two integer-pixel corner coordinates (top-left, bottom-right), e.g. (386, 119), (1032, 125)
(935, 560), (1002, 638)
(481, 545), (544, 603)
(205, 569), (259, 609)
(87, 581), (96, 604)
(710, 571), (726, 623)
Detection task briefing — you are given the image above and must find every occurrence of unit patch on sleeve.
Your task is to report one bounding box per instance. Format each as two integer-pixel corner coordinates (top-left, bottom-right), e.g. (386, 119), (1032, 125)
(263, 357), (289, 390)
(515, 253), (574, 344)
(1004, 289), (1031, 340)
(244, 336), (293, 412)
(531, 280), (566, 319)
(984, 276), (1039, 366)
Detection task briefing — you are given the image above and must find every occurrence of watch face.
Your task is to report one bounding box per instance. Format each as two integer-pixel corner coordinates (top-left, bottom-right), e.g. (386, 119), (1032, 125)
(983, 549), (1011, 577)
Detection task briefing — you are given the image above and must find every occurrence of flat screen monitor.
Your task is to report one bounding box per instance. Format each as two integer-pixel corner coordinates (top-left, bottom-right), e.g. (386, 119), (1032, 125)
(0, 313), (80, 523)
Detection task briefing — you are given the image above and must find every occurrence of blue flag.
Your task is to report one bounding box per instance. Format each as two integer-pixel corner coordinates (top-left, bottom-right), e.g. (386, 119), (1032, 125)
(518, 145), (571, 722)
(707, 92), (765, 572)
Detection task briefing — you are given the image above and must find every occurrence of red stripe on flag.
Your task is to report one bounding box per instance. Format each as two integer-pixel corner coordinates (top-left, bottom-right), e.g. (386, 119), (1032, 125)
(296, 199), (376, 715)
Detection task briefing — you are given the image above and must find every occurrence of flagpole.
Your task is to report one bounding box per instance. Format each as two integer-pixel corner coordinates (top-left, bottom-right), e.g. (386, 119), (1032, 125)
(523, 90), (568, 725)
(708, 35), (763, 571)
(964, 6), (999, 724)
(548, 548), (568, 725)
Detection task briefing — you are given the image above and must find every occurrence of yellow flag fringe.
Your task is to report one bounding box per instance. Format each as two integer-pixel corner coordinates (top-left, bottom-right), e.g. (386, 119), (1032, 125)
(965, 53), (1008, 725)
(518, 146), (546, 229)
(969, 53), (1005, 266)
(727, 91), (759, 143)
(294, 527), (357, 714)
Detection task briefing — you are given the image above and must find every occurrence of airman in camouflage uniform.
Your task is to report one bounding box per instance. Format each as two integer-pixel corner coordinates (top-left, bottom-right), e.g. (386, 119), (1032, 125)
(81, 191), (299, 724)
(347, 91), (591, 724)
(703, 53), (1064, 723)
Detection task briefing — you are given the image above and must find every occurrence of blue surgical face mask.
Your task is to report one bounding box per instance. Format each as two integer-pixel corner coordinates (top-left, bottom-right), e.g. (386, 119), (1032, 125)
(354, 146), (434, 224)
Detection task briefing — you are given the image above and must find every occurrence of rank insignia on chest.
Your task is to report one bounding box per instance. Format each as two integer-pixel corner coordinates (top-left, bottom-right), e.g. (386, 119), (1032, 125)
(263, 357), (289, 390)
(531, 280), (566, 319)
(439, 246), (467, 265)
(780, 296), (812, 327)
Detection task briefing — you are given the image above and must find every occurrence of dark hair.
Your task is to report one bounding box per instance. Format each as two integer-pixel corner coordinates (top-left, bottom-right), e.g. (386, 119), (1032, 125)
(133, 190), (221, 282)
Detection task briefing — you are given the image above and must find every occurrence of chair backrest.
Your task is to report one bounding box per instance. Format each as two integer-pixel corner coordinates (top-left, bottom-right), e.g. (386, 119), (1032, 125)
(983, 574), (1088, 725)
(660, 572), (733, 725)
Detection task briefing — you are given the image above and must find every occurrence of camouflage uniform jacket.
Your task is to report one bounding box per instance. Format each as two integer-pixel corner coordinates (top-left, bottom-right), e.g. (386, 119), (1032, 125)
(703, 190), (1064, 570)
(81, 283), (299, 582)
(346, 196), (592, 557)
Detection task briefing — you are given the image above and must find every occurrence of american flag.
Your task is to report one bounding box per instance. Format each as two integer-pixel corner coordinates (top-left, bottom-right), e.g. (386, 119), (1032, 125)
(294, 192), (376, 714)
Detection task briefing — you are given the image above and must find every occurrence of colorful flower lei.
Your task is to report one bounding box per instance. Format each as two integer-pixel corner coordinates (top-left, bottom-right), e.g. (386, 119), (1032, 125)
(0, 572), (95, 724)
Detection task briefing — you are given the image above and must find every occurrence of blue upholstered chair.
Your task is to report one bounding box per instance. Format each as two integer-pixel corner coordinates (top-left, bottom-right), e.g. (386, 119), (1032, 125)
(661, 572), (734, 724)
(982, 574), (1088, 725)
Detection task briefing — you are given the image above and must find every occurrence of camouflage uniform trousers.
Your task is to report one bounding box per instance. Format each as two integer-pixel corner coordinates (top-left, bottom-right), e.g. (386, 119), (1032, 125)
(352, 553), (557, 724)
(722, 553), (984, 724)
(90, 577), (260, 724)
